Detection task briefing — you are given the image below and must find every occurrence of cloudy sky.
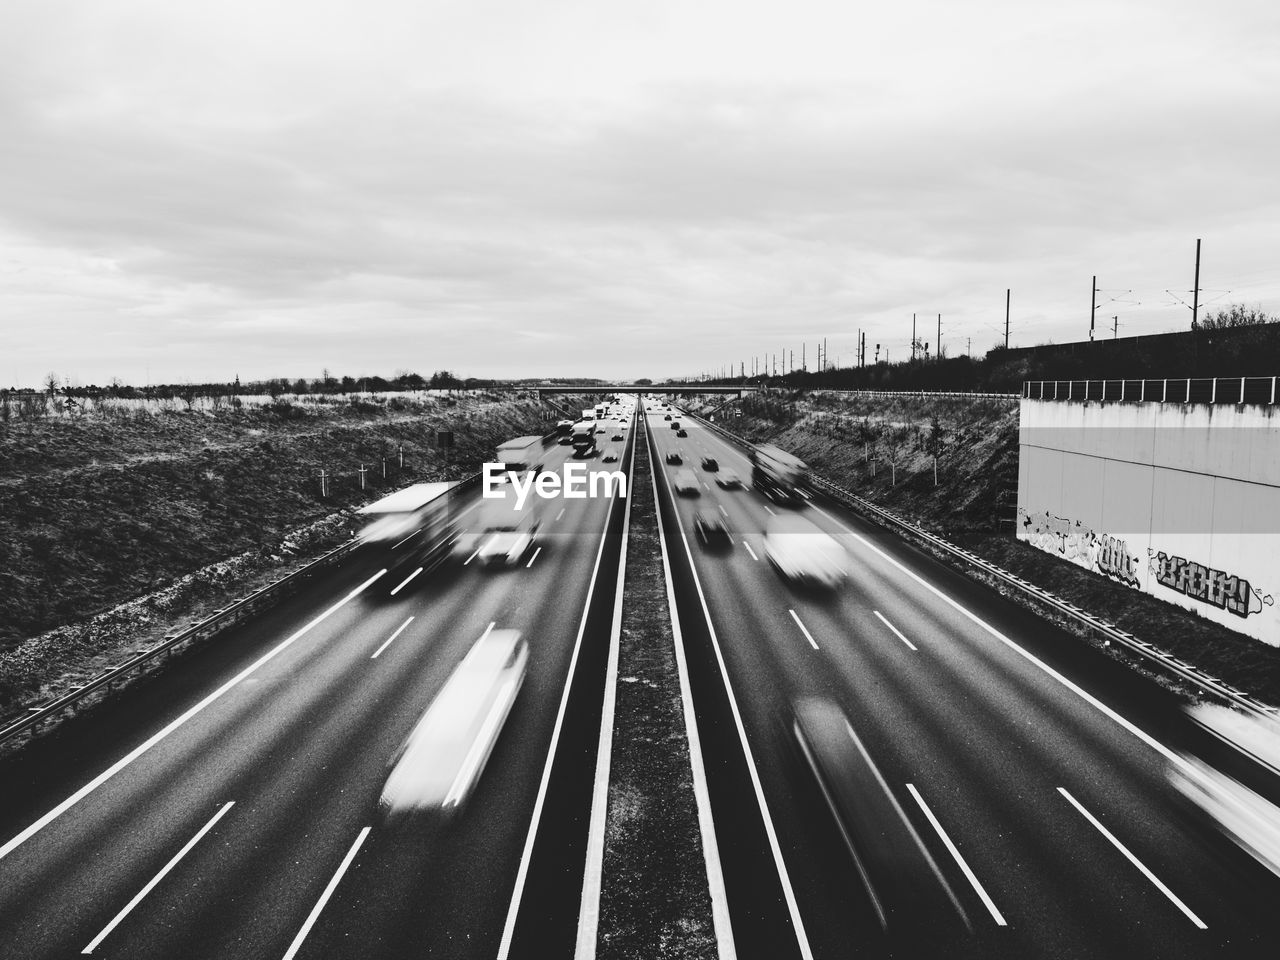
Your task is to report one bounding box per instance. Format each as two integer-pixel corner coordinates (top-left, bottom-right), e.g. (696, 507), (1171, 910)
(2, 0), (1278, 386)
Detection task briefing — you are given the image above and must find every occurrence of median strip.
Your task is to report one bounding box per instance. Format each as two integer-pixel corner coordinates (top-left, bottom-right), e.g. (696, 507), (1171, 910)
(591, 409), (727, 959)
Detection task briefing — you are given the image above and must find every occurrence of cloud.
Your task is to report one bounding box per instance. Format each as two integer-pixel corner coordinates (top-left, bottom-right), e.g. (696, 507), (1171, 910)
(1, 0), (1278, 383)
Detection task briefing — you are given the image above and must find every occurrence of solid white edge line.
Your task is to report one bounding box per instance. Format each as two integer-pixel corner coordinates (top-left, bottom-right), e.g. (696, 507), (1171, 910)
(497, 438), (625, 960)
(371, 616), (415, 659)
(872, 610), (917, 651)
(788, 609), (820, 650)
(281, 826), (372, 960)
(574, 424), (636, 959)
(1056, 787), (1207, 929)
(645, 418), (738, 959)
(526, 546), (543, 569)
(905, 783), (1007, 926)
(743, 542), (759, 562)
(0, 570), (386, 861)
(810, 505), (1188, 768)
(82, 801), (236, 954)
(656, 432), (814, 960)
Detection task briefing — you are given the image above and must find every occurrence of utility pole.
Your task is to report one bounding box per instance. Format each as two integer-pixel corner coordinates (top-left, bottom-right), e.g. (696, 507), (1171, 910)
(1113, 315), (1119, 339)
(936, 314), (941, 359)
(802, 342), (806, 371)
(967, 336), (971, 357)
(1005, 289), (1010, 349)
(912, 313), (917, 360)
(1191, 238), (1202, 329)
(1090, 276), (1098, 340)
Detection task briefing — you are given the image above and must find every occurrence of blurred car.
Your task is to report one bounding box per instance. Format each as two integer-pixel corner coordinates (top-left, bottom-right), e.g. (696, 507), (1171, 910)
(716, 468), (742, 489)
(602, 451), (618, 462)
(673, 468), (700, 496)
(676, 429), (688, 437)
(763, 514), (849, 588)
(612, 433), (623, 441)
(665, 450), (683, 465)
(670, 421), (680, 429)
(664, 414), (673, 421)
(791, 698), (968, 932)
(596, 426), (608, 434)
(694, 511), (731, 548)
(701, 456), (719, 472)
(1169, 703), (1280, 878)
(379, 628), (528, 820)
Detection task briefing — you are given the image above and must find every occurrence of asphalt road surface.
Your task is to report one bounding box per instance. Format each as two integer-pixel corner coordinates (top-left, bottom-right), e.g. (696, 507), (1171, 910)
(645, 400), (1280, 960)
(0, 420), (636, 960)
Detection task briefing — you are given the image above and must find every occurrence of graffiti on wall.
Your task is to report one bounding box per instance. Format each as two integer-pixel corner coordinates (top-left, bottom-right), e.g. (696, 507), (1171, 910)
(1018, 509), (1142, 588)
(1148, 550), (1274, 619)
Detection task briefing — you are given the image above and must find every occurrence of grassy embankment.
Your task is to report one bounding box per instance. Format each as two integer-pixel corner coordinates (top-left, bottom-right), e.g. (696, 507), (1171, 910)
(0, 391), (572, 720)
(690, 390), (1280, 706)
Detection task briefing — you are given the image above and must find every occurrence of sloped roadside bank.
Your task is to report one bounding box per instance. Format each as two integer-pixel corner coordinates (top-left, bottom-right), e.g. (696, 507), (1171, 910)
(0, 392), (583, 725)
(596, 409), (718, 958)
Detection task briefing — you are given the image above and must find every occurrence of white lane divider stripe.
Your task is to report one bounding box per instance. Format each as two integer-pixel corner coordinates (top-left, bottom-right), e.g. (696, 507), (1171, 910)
(389, 567), (423, 596)
(905, 783), (1007, 926)
(658, 447), (813, 960)
(646, 424), (738, 959)
(556, 508), (566, 521)
(82, 801), (235, 954)
(1056, 787), (1206, 929)
(281, 826), (372, 960)
(526, 546), (543, 569)
(743, 542), (759, 562)
(371, 617), (414, 659)
(788, 609), (819, 650)
(497, 452), (624, 960)
(810, 505), (1186, 768)
(873, 610), (917, 651)
(574, 429), (636, 959)
(391, 528), (422, 550)
(0, 571), (385, 862)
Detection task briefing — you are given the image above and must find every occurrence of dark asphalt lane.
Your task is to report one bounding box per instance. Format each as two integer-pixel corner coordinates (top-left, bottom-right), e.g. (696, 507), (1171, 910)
(647, 402), (1280, 960)
(0, 419), (636, 960)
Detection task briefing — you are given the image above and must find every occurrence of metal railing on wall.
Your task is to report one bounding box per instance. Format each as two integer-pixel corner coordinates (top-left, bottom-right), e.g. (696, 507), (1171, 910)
(1025, 377), (1280, 405)
(821, 389), (1019, 400)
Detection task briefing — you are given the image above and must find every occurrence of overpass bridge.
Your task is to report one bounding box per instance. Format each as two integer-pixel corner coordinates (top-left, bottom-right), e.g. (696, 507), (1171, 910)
(533, 383), (759, 397)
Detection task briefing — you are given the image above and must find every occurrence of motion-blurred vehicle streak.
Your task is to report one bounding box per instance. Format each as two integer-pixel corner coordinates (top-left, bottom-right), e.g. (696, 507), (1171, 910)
(379, 628), (529, 821)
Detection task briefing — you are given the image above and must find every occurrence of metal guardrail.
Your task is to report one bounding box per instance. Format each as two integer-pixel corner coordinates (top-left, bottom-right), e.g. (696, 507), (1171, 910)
(819, 389), (1019, 400)
(0, 538), (360, 748)
(1025, 376), (1280, 406)
(0, 468), (491, 750)
(682, 407), (1279, 719)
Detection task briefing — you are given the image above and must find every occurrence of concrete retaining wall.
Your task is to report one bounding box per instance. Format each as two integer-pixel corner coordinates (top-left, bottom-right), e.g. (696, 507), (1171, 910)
(1017, 399), (1280, 647)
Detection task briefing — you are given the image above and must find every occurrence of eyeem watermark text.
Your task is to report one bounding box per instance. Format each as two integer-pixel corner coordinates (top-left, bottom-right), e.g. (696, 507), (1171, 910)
(482, 463), (626, 510)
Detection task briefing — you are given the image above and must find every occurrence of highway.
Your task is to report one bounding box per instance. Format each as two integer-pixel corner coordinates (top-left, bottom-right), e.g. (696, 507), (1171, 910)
(5, 394), (1280, 960)
(645, 401), (1280, 959)
(0, 421), (636, 960)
